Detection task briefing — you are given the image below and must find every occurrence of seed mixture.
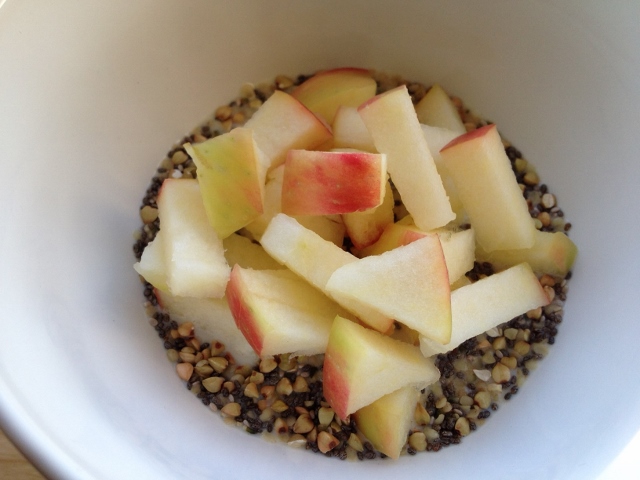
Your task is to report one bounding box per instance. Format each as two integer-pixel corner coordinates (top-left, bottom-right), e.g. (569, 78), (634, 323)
(132, 71), (573, 460)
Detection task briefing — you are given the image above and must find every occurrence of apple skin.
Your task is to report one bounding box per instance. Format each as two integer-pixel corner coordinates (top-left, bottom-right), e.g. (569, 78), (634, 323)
(323, 315), (440, 420)
(440, 124), (536, 252)
(243, 164), (346, 246)
(226, 266), (265, 354)
(281, 149), (387, 216)
(291, 67), (377, 124)
(226, 265), (354, 357)
(353, 386), (420, 459)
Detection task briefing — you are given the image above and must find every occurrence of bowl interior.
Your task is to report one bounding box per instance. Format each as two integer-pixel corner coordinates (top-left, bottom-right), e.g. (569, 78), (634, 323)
(1, 1), (639, 479)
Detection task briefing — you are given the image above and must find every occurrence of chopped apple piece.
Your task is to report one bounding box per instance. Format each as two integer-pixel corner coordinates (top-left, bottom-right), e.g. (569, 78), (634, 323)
(323, 315), (440, 420)
(244, 90), (333, 170)
(244, 165), (346, 245)
(476, 230), (578, 277)
(326, 235), (452, 344)
(414, 83), (466, 135)
(291, 68), (377, 124)
(419, 263), (550, 357)
(281, 150), (387, 216)
(332, 106), (376, 152)
(155, 289), (258, 366)
(342, 181), (394, 249)
(354, 386), (420, 459)
(184, 128), (266, 239)
(421, 123), (465, 222)
(134, 231), (169, 292)
(226, 266), (352, 357)
(157, 179), (230, 298)
(441, 124), (537, 251)
(223, 233), (284, 270)
(358, 85), (455, 231)
(261, 214), (393, 332)
(359, 223), (475, 285)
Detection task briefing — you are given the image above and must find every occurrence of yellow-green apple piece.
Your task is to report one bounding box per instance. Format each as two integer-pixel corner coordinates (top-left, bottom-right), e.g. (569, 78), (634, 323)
(133, 230), (169, 292)
(326, 234), (452, 344)
(332, 106), (377, 152)
(358, 85), (455, 231)
(353, 386), (420, 459)
(157, 179), (230, 298)
(291, 67), (377, 124)
(419, 263), (550, 357)
(323, 315), (440, 420)
(414, 83), (466, 135)
(281, 150), (387, 216)
(155, 289), (258, 366)
(440, 124), (537, 252)
(342, 181), (394, 249)
(244, 165), (346, 245)
(359, 222), (475, 286)
(184, 127), (266, 239)
(476, 230), (578, 277)
(226, 266), (353, 357)
(421, 123), (466, 222)
(222, 233), (284, 270)
(261, 214), (393, 332)
(244, 90), (333, 171)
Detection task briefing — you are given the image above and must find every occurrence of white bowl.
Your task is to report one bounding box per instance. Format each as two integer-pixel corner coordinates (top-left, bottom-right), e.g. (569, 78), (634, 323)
(1, 1), (639, 479)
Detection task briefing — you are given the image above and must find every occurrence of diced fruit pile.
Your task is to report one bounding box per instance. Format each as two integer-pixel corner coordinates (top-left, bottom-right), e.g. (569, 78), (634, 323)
(133, 68), (577, 460)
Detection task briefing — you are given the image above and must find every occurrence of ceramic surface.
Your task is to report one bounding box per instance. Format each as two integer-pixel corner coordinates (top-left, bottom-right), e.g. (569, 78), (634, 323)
(1, 1), (639, 479)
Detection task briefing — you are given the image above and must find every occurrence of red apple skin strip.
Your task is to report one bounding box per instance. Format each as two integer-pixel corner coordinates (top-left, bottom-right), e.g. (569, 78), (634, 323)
(281, 150), (387, 216)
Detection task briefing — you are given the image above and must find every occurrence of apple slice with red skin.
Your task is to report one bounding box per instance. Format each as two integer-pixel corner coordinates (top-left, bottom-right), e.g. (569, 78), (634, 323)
(440, 124), (536, 251)
(226, 266), (354, 357)
(414, 83), (466, 135)
(157, 178), (230, 298)
(291, 67), (377, 124)
(184, 127), (266, 239)
(243, 165), (346, 246)
(419, 263), (550, 357)
(358, 85), (455, 231)
(353, 386), (420, 459)
(281, 149), (387, 216)
(323, 315), (439, 420)
(476, 230), (578, 278)
(326, 234), (452, 344)
(244, 90), (333, 171)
